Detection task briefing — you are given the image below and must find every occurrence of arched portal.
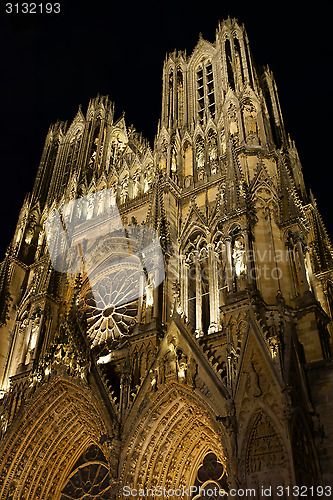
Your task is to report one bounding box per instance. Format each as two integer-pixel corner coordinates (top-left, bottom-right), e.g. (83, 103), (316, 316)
(0, 377), (116, 500)
(120, 382), (229, 495)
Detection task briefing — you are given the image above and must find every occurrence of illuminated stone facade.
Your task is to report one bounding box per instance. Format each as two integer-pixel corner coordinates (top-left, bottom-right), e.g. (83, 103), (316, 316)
(0, 17), (332, 499)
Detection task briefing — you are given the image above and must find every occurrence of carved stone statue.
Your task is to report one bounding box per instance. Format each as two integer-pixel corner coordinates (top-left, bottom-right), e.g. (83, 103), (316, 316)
(86, 195), (95, 220)
(143, 167), (153, 192)
(245, 361), (262, 397)
(228, 103), (238, 137)
(53, 343), (64, 366)
(208, 134), (218, 162)
(177, 351), (187, 383)
(164, 343), (177, 379)
(187, 357), (197, 388)
(232, 236), (247, 276)
(242, 101), (258, 136)
(131, 171), (140, 198)
(120, 176), (129, 204)
(148, 369), (158, 392)
(110, 184), (117, 205)
(171, 150), (177, 173)
(0, 409), (9, 441)
(196, 140), (205, 169)
(171, 280), (182, 315)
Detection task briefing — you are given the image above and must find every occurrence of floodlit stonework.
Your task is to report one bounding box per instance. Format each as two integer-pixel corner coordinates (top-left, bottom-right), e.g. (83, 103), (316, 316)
(0, 17), (332, 499)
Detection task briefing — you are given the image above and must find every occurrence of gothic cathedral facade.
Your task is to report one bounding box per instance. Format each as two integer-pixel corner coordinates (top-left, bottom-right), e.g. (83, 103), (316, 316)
(0, 17), (332, 499)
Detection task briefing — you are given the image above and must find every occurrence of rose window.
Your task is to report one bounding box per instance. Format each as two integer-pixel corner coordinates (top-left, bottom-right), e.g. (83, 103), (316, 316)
(84, 266), (140, 347)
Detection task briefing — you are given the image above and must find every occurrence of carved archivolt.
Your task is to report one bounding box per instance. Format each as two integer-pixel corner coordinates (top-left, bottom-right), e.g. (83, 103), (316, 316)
(120, 383), (227, 495)
(0, 378), (114, 500)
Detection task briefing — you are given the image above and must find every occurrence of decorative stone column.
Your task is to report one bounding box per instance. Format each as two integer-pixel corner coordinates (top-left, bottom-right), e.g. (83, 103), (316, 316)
(195, 253), (203, 337)
(305, 247), (313, 291)
(137, 271), (146, 324)
(153, 267), (160, 319)
(225, 237), (233, 292)
(208, 243), (220, 333)
(180, 255), (188, 319)
(20, 316), (33, 367)
(242, 229), (253, 285)
(119, 370), (131, 420)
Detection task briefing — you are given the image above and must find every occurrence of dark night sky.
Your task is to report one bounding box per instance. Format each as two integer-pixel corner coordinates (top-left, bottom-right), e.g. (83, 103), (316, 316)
(0, 1), (332, 258)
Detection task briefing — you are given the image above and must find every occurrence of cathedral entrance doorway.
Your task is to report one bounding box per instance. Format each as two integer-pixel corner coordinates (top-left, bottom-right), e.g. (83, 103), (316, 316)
(120, 383), (230, 498)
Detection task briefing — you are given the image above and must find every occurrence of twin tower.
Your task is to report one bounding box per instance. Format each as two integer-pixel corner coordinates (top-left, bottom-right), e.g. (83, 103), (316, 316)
(0, 17), (332, 499)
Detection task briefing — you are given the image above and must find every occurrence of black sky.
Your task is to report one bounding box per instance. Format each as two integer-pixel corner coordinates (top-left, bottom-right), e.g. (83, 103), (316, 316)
(1, 1), (332, 258)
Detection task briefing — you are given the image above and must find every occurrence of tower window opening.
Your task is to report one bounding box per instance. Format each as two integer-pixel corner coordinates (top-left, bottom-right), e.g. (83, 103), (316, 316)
(197, 69), (205, 124)
(196, 62), (215, 124)
(245, 39), (254, 88)
(234, 38), (245, 86)
(168, 71), (174, 125)
(177, 69), (184, 123)
(225, 39), (235, 90)
(205, 62), (215, 118)
(61, 140), (74, 190)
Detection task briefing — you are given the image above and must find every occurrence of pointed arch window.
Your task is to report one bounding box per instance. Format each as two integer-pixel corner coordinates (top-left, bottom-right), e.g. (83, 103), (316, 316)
(61, 132), (82, 191)
(234, 38), (245, 85)
(225, 39), (235, 90)
(177, 69), (184, 123)
(196, 60), (216, 124)
(168, 71), (174, 125)
(60, 444), (112, 499)
(61, 141), (74, 190)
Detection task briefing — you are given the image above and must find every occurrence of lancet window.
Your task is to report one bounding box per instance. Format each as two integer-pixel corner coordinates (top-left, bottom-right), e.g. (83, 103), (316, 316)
(196, 60), (216, 124)
(60, 132), (82, 197)
(225, 39), (235, 90)
(168, 71), (174, 126)
(176, 69), (184, 124)
(234, 37), (244, 86)
(182, 233), (222, 336)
